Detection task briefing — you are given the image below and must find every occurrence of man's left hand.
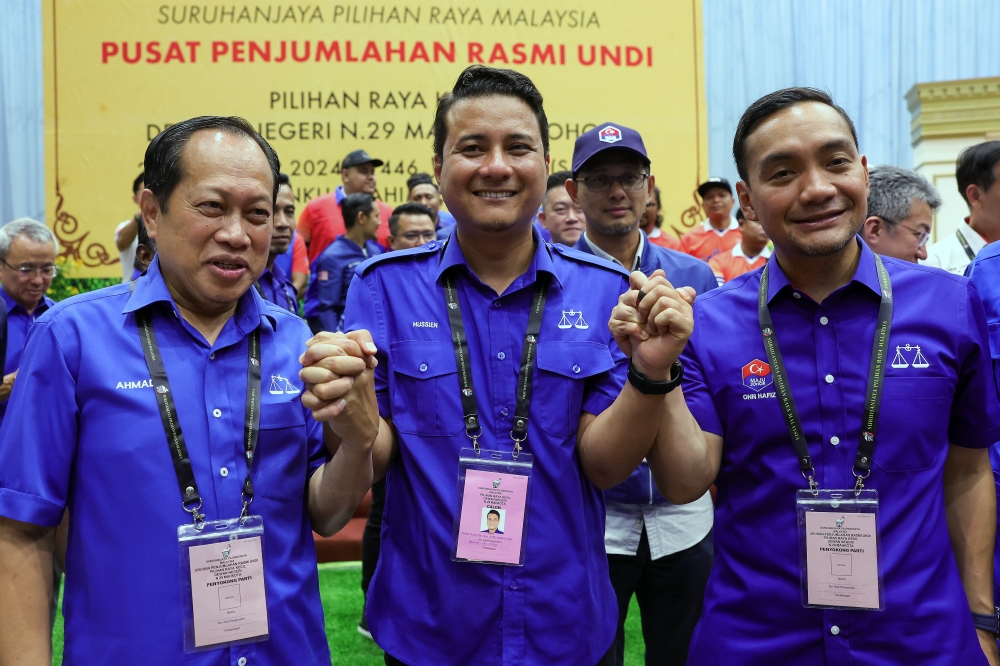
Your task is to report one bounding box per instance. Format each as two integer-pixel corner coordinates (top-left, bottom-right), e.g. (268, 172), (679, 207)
(0, 371), (17, 402)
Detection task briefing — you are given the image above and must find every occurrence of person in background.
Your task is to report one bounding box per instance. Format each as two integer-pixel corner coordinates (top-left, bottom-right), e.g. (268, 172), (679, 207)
(680, 177), (741, 261)
(643, 186), (682, 250)
(708, 208), (771, 285)
(305, 192), (383, 334)
(387, 203), (438, 251)
(256, 173), (298, 313)
(538, 170), (585, 246)
(566, 123), (715, 666)
(132, 216), (156, 278)
(860, 165), (939, 264)
(113, 173), (145, 283)
(923, 141), (1000, 274)
(0, 218), (58, 428)
(271, 173), (309, 298)
(407, 173), (456, 239)
(298, 149), (393, 261)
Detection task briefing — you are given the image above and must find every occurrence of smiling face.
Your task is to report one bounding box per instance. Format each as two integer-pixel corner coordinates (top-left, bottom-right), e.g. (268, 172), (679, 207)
(409, 183), (442, 218)
(486, 512), (500, 533)
(539, 184), (584, 246)
(737, 102), (868, 259)
(142, 129), (274, 315)
(434, 95), (549, 235)
(0, 235), (58, 311)
(567, 150), (652, 237)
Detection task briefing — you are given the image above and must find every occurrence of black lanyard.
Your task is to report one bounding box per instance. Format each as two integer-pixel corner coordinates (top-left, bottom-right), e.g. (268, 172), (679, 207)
(136, 308), (262, 527)
(955, 230), (977, 261)
(758, 254), (893, 493)
(443, 269), (548, 458)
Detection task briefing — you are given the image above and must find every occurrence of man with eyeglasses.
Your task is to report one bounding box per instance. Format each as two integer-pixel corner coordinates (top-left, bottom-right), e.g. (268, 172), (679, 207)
(568, 123), (717, 666)
(0, 218), (58, 427)
(860, 165), (939, 264)
(387, 203), (438, 251)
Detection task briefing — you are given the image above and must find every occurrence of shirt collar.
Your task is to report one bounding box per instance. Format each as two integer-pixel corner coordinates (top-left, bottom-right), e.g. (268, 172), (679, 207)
(434, 226), (563, 290)
(959, 217), (989, 253)
(701, 217), (740, 234)
(765, 237), (880, 304)
(123, 255), (277, 333)
(335, 185), (346, 204)
(581, 231), (644, 272)
(0, 285), (54, 316)
(732, 243), (772, 262)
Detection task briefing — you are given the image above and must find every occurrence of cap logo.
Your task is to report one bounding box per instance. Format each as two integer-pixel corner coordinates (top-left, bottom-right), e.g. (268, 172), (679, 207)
(598, 126), (622, 144)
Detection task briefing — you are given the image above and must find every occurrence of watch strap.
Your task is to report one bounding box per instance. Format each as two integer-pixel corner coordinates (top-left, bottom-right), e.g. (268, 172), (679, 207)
(627, 360), (683, 395)
(973, 610), (1000, 635)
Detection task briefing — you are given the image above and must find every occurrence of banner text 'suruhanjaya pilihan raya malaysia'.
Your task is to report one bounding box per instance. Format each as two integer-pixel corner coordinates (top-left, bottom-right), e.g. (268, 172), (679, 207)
(44, 1), (707, 276)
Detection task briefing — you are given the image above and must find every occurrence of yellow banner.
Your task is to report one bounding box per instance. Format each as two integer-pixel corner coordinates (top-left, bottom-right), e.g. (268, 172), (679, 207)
(44, 0), (707, 276)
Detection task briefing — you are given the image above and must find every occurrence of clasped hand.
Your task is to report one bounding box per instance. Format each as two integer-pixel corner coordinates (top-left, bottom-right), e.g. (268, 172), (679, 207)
(609, 269), (696, 381)
(299, 331), (380, 446)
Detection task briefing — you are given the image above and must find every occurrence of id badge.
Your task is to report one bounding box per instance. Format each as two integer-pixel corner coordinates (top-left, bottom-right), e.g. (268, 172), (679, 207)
(452, 448), (533, 566)
(178, 516), (270, 652)
(797, 489), (884, 611)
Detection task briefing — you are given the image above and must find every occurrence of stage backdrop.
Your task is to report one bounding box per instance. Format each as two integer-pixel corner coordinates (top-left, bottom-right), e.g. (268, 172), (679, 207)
(44, 0), (706, 276)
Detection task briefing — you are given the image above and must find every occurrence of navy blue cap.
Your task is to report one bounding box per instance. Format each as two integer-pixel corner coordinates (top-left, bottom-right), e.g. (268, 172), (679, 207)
(572, 123), (650, 174)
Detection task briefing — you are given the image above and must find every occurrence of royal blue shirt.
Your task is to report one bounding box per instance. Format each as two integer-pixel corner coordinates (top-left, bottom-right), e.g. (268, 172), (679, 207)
(257, 261), (298, 313)
(0, 287), (54, 426)
(964, 241), (1000, 607)
(344, 232), (629, 665)
(305, 235), (383, 333)
(0, 257), (331, 665)
(681, 240), (1000, 665)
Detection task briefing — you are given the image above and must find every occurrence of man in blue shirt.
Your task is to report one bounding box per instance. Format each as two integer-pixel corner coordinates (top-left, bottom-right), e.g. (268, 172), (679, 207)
(568, 123), (716, 666)
(305, 65), (695, 666)
(0, 116), (375, 665)
(610, 88), (1000, 664)
(256, 172), (298, 312)
(305, 192), (383, 334)
(965, 242), (1000, 612)
(407, 172), (457, 240)
(0, 218), (58, 427)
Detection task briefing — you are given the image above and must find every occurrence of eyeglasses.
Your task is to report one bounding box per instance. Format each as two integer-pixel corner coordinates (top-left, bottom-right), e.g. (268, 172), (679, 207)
(1, 259), (59, 278)
(400, 231), (438, 242)
(575, 173), (649, 193)
(881, 218), (930, 247)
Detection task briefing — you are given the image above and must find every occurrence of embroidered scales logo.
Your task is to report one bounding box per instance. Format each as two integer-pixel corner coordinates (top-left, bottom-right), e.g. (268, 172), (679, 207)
(557, 310), (588, 330)
(269, 375), (301, 395)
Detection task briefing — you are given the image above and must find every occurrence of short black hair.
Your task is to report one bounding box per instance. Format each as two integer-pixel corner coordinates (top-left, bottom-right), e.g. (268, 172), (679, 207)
(341, 192), (376, 230)
(546, 170), (573, 193)
(144, 116), (280, 213)
(733, 87), (858, 183)
(407, 172), (437, 192)
(389, 202), (435, 236)
(277, 172), (291, 188)
(133, 216), (156, 271)
(735, 207), (745, 222)
(956, 141), (1000, 206)
(132, 172), (145, 194)
(433, 65), (549, 160)
(487, 509), (500, 519)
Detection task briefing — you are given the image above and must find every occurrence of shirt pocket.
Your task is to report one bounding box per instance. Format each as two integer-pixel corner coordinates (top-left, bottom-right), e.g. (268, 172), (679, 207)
(254, 400), (308, 502)
(535, 341), (616, 437)
(389, 340), (463, 437)
(873, 376), (953, 473)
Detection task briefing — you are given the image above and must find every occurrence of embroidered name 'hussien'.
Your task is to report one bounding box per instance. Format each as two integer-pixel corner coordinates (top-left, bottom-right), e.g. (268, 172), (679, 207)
(412, 321), (439, 328)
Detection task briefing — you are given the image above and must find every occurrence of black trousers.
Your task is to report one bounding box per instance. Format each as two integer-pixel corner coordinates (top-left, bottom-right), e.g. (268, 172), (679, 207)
(384, 645), (616, 666)
(361, 478), (386, 598)
(606, 529), (714, 666)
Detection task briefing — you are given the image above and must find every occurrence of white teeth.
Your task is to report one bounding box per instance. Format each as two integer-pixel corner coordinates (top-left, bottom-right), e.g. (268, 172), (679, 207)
(477, 191), (514, 199)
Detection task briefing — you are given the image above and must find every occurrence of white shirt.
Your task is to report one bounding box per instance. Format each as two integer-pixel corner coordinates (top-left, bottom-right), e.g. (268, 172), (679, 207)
(729, 242), (772, 262)
(605, 493), (714, 559)
(922, 218), (987, 275)
(113, 219), (139, 283)
(582, 231), (645, 271)
(700, 217), (740, 234)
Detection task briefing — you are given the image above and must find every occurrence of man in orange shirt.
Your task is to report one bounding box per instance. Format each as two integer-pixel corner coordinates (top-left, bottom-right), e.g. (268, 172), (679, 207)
(643, 186), (682, 250)
(708, 208), (771, 285)
(298, 149), (393, 261)
(680, 177), (741, 261)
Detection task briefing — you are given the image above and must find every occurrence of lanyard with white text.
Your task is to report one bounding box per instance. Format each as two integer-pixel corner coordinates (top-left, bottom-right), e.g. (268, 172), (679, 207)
(443, 269), (548, 458)
(955, 230), (977, 261)
(136, 308), (262, 527)
(757, 254), (893, 493)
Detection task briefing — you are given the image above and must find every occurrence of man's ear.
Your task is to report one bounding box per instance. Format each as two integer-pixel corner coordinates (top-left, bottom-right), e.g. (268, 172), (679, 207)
(861, 216), (882, 244)
(341, 168), (350, 185)
(735, 181), (759, 223)
(966, 183), (983, 210)
(139, 189), (161, 240)
(565, 178), (580, 204)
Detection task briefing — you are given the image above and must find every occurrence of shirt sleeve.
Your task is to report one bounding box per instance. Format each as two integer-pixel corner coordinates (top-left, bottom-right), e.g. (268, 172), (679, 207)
(693, 260), (720, 294)
(679, 304), (724, 437)
(316, 254), (344, 333)
(949, 281), (1000, 448)
(304, 404), (331, 478)
(0, 320), (78, 527)
(343, 274), (390, 418)
(291, 233), (309, 275)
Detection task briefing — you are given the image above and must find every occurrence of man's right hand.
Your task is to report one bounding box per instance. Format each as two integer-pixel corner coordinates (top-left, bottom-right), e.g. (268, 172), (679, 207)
(0, 371), (18, 402)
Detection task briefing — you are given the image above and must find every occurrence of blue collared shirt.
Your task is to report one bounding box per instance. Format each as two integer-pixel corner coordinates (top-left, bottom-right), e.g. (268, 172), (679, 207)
(0, 257), (331, 665)
(681, 240), (1000, 665)
(0, 287), (54, 425)
(964, 241), (1000, 607)
(305, 235), (383, 332)
(257, 261), (298, 313)
(344, 232), (629, 665)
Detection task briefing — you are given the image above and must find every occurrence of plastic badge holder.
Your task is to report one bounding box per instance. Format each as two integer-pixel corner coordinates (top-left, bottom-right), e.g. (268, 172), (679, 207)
(178, 516), (270, 652)
(796, 489), (884, 611)
(452, 448), (534, 567)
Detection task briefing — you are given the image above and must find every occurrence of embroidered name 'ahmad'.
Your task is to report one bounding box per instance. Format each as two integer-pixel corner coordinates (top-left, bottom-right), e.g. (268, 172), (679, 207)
(116, 380), (154, 389)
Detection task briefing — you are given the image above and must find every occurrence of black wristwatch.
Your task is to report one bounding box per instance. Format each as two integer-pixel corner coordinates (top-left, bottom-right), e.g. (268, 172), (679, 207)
(627, 360), (683, 395)
(973, 608), (1000, 635)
